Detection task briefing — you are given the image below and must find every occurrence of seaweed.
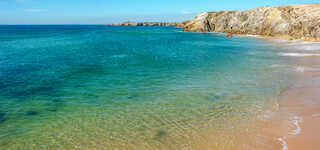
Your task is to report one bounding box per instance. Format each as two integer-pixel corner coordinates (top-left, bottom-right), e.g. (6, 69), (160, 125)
(127, 94), (138, 100)
(154, 129), (167, 139)
(26, 111), (39, 116)
(0, 112), (8, 123)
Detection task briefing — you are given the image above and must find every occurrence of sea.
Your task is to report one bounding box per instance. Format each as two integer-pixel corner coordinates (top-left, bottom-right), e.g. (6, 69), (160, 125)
(0, 25), (296, 150)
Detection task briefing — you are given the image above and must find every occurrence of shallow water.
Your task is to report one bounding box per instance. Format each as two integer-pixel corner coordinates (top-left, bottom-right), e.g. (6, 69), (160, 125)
(0, 25), (294, 149)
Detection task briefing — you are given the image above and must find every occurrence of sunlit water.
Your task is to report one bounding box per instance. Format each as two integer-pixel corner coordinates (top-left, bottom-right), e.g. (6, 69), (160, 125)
(0, 25), (294, 150)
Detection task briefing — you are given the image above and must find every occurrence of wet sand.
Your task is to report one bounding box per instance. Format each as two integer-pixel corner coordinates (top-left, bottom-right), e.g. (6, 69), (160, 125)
(266, 39), (320, 150)
(279, 57), (320, 150)
(185, 37), (320, 150)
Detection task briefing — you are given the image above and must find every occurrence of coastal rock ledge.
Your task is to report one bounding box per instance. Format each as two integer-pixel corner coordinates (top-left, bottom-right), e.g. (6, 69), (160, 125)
(183, 4), (320, 41)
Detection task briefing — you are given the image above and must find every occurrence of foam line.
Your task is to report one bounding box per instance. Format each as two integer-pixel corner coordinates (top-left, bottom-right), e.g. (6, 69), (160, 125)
(293, 45), (320, 51)
(279, 137), (288, 150)
(296, 67), (305, 72)
(291, 116), (302, 135)
(279, 53), (320, 57)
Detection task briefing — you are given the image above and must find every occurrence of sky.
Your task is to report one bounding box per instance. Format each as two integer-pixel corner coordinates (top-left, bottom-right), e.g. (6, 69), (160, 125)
(0, 0), (319, 24)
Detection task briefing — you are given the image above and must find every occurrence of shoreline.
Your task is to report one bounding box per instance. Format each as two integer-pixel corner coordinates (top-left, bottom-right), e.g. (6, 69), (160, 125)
(277, 49), (320, 150)
(210, 34), (320, 150)
(261, 38), (320, 150)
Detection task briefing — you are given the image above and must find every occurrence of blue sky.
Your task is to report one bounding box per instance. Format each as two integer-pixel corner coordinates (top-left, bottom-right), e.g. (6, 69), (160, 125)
(0, 0), (319, 24)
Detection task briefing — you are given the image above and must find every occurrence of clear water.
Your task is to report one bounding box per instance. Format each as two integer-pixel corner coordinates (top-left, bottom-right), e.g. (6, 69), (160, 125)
(0, 25), (293, 150)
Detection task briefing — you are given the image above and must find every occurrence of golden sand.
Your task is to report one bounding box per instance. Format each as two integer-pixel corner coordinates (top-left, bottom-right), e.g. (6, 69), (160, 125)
(259, 39), (320, 150)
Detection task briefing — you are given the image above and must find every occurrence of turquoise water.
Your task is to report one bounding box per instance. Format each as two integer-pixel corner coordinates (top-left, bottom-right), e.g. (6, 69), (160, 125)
(0, 25), (293, 149)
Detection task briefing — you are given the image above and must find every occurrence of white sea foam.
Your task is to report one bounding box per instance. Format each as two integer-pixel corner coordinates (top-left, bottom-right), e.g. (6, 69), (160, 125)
(295, 66), (305, 73)
(293, 45), (320, 51)
(270, 38), (320, 51)
(291, 116), (302, 135)
(234, 34), (264, 39)
(279, 53), (320, 57)
(278, 116), (302, 150)
(285, 41), (320, 50)
(245, 34), (261, 38)
(270, 64), (285, 68)
(295, 66), (320, 72)
(278, 137), (288, 150)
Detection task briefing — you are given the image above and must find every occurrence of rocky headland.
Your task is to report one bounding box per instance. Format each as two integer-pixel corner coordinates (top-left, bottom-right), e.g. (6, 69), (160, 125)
(110, 21), (184, 27)
(182, 4), (320, 41)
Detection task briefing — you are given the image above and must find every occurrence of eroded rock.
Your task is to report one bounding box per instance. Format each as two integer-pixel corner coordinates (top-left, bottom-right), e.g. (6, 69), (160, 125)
(183, 4), (320, 41)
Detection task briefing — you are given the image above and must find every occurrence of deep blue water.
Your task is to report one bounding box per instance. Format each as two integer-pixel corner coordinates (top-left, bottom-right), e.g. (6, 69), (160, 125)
(0, 25), (293, 150)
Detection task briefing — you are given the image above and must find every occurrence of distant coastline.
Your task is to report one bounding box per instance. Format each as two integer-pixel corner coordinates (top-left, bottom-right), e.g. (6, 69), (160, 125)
(115, 4), (320, 42)
(107, 21), (184, 28)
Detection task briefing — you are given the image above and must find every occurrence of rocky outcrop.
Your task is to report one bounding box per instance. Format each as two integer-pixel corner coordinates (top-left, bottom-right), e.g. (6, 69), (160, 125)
(183, 4), (320, 41)
(111, 22), (184, 27)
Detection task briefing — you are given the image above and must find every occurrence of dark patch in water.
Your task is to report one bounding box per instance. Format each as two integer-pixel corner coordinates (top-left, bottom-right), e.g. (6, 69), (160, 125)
(52, 99), (64, 105)
(0, 64), (42, 90)
(46, 99), (65, 112)
(0, 80), (23, 90)
(206, 93), (245, 103)
(154, 129), (167, 139)
(9, 86), (56, 98)
(26, 111), (39, 116)
(63, 64), (105, 79)
(206, 93), (224, 102)
(0, 112), (8, 123)
(127, 94), (138, 100)
(5, 64), (42, 77)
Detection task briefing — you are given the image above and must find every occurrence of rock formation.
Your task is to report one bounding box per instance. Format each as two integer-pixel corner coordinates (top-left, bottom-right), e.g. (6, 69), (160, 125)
(182, 4), (320, 41)
(111, 22), (184, 27)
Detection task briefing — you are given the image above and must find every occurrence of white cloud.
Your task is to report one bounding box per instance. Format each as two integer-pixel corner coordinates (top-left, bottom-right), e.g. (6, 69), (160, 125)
(24, 9), (48, 12)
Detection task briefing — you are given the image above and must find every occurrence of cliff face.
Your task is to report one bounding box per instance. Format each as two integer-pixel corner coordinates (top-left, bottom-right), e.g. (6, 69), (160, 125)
(183, 4), (320, 41)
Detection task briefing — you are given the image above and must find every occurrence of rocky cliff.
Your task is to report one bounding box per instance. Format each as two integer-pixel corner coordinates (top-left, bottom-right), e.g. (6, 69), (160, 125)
(183, 4), (320, 41)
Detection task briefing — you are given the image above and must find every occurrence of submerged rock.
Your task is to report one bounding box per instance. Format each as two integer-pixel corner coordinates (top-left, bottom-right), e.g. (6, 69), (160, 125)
(154, 129), (167, 139)
(26, 111), (39, 116)
(0, 112), (8, 123)
(182, 4), (320, 41)
(227, 33), (233, 38)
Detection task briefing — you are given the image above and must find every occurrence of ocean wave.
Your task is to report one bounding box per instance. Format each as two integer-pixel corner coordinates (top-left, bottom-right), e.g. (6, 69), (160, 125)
(278, 116), (302, 150)
(271, 39), (320, 51)
(279, 53), (320, 57)
(235, 34), (263, 38)
(292, 45), (320, 51)
(295, 66), (305, 73)
(291, 116), (302, 135)
(295, 66), (320, 73)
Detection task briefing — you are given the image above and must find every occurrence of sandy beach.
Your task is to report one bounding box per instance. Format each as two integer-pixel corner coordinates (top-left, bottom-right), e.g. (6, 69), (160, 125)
(263, 39), (320, 150)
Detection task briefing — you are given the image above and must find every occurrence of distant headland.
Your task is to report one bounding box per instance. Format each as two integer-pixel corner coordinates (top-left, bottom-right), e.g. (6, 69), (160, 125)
(108, 22), (184, 27)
